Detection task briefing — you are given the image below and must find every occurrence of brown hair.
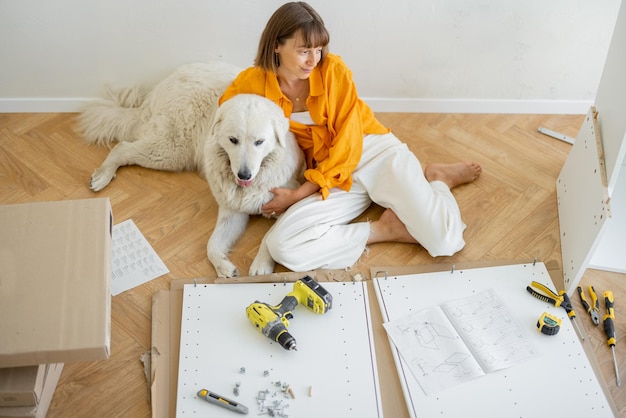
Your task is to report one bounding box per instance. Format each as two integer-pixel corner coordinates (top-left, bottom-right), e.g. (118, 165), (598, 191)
(255, 2), (330, 72)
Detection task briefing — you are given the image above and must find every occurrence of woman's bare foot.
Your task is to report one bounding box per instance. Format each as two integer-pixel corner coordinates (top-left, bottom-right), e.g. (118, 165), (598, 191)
(424, 161), (482, 189)
(367, 208), (417, 245)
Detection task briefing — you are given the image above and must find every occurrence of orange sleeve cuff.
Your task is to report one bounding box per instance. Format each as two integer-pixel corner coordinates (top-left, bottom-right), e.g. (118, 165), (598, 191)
(304, 169), (331, 200)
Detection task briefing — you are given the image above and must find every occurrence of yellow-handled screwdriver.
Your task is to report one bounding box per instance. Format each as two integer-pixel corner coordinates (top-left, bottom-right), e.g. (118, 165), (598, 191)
(603, 291), (621, 387)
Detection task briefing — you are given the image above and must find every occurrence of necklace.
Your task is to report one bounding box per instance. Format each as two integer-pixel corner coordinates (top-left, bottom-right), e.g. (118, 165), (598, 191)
(293, 82), (307, 102)
(282, 79), (308, 103)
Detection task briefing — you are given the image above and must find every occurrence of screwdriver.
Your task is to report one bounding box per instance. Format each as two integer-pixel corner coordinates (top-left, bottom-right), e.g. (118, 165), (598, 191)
(558, 290), (584, 341)
(603, 291), (621, 387)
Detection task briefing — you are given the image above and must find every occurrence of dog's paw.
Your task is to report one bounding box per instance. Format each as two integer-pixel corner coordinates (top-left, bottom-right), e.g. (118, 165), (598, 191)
(250, 241), (275, 276)
(215, 261), (238, 278)
(90, 168), (116, 191)
(249, 257), (275, 276)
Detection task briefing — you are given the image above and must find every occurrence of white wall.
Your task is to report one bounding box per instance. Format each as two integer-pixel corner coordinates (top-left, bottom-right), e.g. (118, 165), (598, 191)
(0, 0), (621, 113)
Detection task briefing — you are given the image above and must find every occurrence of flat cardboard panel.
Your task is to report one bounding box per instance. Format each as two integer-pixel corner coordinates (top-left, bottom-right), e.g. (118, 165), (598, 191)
(0, 365), (44, 407)
(0, 198), (112, 367)
(0, 363), (63, 418)
(150, 290), (171, 418)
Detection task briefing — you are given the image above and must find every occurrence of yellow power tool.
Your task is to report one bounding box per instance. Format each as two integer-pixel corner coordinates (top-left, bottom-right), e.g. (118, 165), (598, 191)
(245, 276), (332, 351)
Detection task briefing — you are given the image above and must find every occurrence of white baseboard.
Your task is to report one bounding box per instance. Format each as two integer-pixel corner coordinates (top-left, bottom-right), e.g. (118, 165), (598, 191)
(0, 97), (592, 115)
(0, 98), (91, 113)
(365, 98), (593, 114)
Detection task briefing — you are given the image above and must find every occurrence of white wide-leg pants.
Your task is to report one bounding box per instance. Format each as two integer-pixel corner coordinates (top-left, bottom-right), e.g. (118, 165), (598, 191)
(263, 132), (466, 271)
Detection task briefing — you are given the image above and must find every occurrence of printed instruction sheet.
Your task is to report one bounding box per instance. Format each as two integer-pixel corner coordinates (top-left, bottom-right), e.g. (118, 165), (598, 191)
(111, 219), (169, 295)
(383, 289), (535, 395)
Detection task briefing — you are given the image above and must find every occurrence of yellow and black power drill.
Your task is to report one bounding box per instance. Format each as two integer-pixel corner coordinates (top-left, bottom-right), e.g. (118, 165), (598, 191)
(245, 276), (332, 351)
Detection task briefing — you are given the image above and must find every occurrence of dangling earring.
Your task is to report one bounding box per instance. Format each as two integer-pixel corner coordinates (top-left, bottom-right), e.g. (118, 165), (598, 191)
(274, 52), (280, 68)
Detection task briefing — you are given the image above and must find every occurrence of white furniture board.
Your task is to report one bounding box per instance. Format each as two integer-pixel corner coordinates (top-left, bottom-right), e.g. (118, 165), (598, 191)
(594, 0), (626, 194)
(590, 165), (626, 273)
(580, 0), (626, 276)
(176, 281), (382, 417)
(373, 262), (614, 418)
(556, 108), (611, 293)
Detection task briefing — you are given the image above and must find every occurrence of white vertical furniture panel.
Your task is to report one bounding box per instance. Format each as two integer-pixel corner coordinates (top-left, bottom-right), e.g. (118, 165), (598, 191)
(556, 108), (611, 293)
(373, 262), (614, 418)
(176, 281), (382, 417)
(590, 166), (626, 273)
(587, 0), (626, 274)
(594, 0), (626, 193)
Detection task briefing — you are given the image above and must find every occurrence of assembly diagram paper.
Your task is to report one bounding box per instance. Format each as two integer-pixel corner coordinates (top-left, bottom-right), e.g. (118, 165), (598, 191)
(383, 289), (535, 395)
(110, 219), (169, 295)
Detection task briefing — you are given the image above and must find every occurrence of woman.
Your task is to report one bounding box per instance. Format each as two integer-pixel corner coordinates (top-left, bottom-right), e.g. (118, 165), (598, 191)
(220, 2), (482, 272)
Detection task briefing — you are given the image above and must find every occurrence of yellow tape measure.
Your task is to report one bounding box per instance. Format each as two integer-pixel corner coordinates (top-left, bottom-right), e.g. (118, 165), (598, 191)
(537, 312), (561, 335)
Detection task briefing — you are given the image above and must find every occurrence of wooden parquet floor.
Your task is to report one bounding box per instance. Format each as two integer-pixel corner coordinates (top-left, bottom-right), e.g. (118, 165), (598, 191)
(1, 112), (624, 417)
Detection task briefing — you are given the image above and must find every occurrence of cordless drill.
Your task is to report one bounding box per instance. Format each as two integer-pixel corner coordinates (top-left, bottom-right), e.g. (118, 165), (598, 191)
(245, 276), (332, 351)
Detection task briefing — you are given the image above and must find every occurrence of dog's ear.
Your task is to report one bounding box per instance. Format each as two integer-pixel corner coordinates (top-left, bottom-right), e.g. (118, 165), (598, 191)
(210, 109), (223, 137)
(273, 114), (290, 147)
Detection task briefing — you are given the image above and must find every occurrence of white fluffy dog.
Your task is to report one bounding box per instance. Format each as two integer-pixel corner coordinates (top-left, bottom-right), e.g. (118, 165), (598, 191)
(78, 62), (304, 277)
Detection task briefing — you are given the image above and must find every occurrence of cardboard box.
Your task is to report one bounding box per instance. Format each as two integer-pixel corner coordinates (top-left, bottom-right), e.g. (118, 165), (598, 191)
(0, 198), (112, 367)
(0, 363), (63, 418)
(0, 365), (46, 407)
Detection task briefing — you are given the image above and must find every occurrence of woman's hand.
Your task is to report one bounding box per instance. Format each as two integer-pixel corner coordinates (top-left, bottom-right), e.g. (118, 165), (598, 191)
(262, 187), (297, 217)
(262, 181), (320, 217)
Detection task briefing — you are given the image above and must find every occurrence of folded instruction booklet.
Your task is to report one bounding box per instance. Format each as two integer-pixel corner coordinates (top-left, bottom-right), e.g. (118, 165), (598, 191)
(383, 289), (536, 395)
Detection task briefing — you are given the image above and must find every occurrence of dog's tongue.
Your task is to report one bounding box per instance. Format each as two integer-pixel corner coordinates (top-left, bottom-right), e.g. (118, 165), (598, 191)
(237, 179), (253, 187)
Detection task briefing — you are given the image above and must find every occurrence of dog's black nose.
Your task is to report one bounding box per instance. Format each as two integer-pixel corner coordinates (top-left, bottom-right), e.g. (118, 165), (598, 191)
(238, 168), (251, 181)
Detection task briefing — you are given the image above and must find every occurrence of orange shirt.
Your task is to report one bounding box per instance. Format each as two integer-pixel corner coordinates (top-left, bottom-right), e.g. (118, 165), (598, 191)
(220, 54), (389, 199)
